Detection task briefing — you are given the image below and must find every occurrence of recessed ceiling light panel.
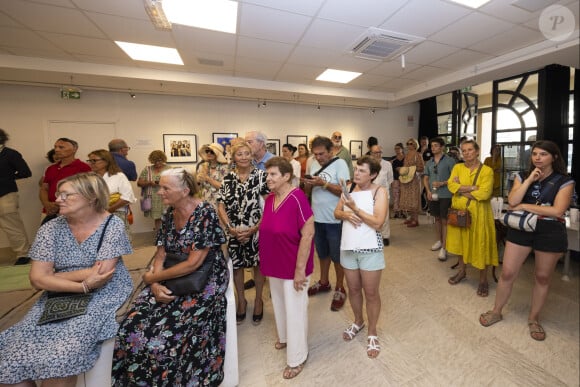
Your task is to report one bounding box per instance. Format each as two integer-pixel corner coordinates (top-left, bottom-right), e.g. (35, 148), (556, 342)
(163, 0), (238, 34)
(316, 69), (362, 84)
(445, 0), (491, 8)
(115, 41), (184, 65)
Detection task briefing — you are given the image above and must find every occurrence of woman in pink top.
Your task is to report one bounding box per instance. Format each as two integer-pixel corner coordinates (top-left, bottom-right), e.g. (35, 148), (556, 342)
(259, 157), (314, 380)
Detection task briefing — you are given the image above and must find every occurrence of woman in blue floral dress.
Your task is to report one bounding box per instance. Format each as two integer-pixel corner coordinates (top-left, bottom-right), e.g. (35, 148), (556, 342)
(217, 141), (269, 325)
(112, 168), (228, 386)
(0, 172), (133, 386)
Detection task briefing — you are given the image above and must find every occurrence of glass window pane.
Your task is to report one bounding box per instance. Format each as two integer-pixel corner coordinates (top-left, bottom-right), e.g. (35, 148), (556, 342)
(437, 93), (452, 113)
(568, 143), (573, 174)
(437, 114), (452, 134)
(525, 130), (537, 142)
(569, 127), (574, 141)
(522, 110), (537, 127)
(497, 107), (522, 130)
(497, 131), (522, 142)
(570, 94), (574, 124)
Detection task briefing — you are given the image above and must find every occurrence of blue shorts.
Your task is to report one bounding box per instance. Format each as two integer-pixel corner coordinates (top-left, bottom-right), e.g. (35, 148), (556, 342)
(341, 250), (385, 271)
(314, 222), (342, 263)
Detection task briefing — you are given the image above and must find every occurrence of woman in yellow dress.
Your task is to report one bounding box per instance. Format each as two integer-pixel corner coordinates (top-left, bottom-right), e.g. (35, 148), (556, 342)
(446, 140), (498, 297)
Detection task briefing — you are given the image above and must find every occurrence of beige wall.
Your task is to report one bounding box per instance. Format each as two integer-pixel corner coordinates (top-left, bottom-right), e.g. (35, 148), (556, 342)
(0, 84), (419, 246)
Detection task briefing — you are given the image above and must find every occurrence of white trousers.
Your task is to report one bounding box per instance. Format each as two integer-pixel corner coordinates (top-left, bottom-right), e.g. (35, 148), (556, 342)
(220, 259), (239, 387)
(269, 276), (310, 367)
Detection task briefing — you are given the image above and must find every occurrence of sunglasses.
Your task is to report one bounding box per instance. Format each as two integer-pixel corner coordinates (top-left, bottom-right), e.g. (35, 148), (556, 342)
(86, 158), (103, 163)
(433, 165), (438, 174)
(332, 136), (342, 140)
(205, 149), (214, 155)
(407, 142), (414, 146)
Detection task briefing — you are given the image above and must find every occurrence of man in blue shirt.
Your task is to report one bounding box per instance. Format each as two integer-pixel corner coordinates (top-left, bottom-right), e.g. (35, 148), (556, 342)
(108, 139), (137, 181)
(423, 137), (456, 261)
(245, 131), (273, 171)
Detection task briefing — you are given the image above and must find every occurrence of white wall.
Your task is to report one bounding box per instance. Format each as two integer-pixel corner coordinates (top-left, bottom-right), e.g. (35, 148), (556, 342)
(0, 84), (419, 246)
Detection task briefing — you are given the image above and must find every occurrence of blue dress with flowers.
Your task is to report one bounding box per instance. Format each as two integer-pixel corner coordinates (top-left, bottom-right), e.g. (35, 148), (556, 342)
(112, 202), (228, 386)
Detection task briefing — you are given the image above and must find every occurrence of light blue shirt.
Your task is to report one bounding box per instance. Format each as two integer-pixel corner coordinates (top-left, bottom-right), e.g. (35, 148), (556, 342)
(309, 157), (350, 223)
(424, 154), (455, 198)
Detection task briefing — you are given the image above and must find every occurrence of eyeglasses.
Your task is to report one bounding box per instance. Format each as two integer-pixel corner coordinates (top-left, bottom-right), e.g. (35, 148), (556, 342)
(205, 149), (215, 155)
(370, 151), (382, 155)
(122, 146), (131, 150)
(406, 142), (414, 146)
(332, 136), (342, 140)
(86, 158), (103, 163)
(55, 191), (78, 201)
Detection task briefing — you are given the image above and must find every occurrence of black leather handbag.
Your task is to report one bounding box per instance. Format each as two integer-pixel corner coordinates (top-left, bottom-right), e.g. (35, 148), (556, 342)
(162, 251), (214, 296)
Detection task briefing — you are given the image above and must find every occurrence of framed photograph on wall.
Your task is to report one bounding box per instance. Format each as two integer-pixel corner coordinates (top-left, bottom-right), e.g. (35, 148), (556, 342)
(212, 132), (238, 156)
(266, 139), (280, 156)
(350, 140), (363, 160)
(287, 135), (307, 150)
(163, 134), (197, 163)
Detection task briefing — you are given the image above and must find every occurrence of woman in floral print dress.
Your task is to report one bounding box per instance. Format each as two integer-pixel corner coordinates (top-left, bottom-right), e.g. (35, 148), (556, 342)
(112, 168), (228, 386)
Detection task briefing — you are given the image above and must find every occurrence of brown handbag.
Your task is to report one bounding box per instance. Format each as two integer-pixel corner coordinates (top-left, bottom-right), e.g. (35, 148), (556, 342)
(447, 164), (483, 228)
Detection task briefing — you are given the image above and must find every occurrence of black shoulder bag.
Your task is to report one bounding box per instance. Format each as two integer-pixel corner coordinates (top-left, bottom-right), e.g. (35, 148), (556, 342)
(38, 215), (113, 325)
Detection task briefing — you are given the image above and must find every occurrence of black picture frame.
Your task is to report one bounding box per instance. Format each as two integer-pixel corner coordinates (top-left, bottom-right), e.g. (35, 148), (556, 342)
(350, 140), (363, 160)
(163, 134), (197, 163)
(287, 135), (308, 150)
(266, 139), (280, 156)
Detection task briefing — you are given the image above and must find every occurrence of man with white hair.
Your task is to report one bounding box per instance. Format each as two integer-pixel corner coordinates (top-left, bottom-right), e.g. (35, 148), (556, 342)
(245, 131), (274, 171)
(370, 144), (393, 245)
(331, 131), (354, 180)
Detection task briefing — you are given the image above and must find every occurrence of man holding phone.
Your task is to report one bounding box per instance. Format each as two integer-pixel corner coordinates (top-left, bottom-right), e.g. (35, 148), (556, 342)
(303, 136), (350, 311)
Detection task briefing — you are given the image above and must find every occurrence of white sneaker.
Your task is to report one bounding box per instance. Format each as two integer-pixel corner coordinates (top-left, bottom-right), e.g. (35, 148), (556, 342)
(438, 248), (447, 261)
(431, 240), (442, 251)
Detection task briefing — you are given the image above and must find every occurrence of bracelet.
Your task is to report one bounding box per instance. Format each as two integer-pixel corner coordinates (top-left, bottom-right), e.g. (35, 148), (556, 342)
(81, 280), (90, 294)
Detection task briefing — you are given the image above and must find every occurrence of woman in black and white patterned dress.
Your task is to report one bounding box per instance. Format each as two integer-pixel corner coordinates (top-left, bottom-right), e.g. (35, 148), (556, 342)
(218, 141), (269, 325)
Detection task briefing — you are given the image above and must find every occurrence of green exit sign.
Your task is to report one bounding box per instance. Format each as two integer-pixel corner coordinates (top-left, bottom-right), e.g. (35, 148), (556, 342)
(61, 89), (81, 99)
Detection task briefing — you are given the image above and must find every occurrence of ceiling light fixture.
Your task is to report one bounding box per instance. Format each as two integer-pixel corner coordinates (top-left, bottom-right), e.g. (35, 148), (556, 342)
(115, 41), (184, 65)
(162, 0), (238, 34)
(144, 0), (172, 30)
(316, 69), (362, 84)
(445, 0), (491, 9)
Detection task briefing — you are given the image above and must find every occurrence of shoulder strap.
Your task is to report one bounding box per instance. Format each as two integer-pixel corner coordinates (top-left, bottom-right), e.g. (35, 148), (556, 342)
(536, 173), (564, 205)
(349, 182), (356, 193)
(97, 215), (114, 253)
(314, 157), (339, 176)
(465, 164), (484, 208)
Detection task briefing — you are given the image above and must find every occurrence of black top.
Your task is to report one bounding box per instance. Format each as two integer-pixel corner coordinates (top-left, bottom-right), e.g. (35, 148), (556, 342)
(0, 146), (32, 197)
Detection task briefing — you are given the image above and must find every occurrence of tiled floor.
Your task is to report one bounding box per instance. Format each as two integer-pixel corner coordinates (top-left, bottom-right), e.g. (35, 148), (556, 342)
(1, 218), (578, 386)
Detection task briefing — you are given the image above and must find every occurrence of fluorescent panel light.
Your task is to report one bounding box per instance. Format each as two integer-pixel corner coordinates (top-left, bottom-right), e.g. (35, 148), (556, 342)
(446, 0), (491, 8)
(115, 41), (184, 65)
(163, 0), (238, 34)
(316, 69), (362, 84)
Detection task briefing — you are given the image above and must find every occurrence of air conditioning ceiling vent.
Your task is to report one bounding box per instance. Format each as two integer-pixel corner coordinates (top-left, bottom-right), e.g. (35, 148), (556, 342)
(350, 27), (425, 61)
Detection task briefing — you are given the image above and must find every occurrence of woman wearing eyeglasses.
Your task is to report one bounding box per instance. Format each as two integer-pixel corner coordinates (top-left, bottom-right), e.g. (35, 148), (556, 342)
(87, 150), (136, 236)
(137, 150), (171, 233)
(113, 168), (228, 385)
(197, 143), (230, 209)
(390, 142), (405, 218)
(399, 138), (424, 227)
(0, 172), (133, 386)
(480, 140), (574, 341)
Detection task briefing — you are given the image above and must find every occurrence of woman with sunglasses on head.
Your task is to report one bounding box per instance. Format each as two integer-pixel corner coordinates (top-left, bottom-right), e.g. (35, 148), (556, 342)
(137, 150), (171, 233)
(399, 138), (424, 227)
(480, 140), (574, 341)
(113, 168), (228, 385)
(0, 172), (133, 387)
(197, 143), (230, 210)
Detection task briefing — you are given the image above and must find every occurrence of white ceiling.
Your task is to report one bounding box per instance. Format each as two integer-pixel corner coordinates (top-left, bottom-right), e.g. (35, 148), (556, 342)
(0, 0), (578, 108)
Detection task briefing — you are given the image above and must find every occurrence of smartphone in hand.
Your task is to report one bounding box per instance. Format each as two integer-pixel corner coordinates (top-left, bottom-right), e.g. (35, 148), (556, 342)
(340, 178), (350, 199)
(304, 174), (312, 179)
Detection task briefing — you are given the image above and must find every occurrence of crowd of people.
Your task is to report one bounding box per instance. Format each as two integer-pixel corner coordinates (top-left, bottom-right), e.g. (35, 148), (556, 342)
(0, 126), (575, 385)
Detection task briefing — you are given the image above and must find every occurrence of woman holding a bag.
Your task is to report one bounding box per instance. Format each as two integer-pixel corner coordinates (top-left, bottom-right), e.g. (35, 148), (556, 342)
(446, 140), (498, 297)
(137, 150), (170, 232)
(399, 138), (424, 227)
(113, 168), (228, 385)
(0, 173), (133, 386)
(480, 141), (574, 341)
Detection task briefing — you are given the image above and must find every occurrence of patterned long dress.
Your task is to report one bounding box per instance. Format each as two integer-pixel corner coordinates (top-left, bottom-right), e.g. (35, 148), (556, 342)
(198, 161), (230, 209)
(139, 164), (171, 219)
(0, 216), (133, 383)
(112, 202), (228, 387)
(217, 168), (269, 269)
(399, 151), (424, 213)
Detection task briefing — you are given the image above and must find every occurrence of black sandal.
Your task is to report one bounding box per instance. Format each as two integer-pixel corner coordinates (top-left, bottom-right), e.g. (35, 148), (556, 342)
(448, 270), (466, 285)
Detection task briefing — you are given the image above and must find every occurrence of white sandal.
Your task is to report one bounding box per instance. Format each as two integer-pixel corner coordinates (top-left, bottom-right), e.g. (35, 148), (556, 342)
(343, 322), (365, 341)
(367, 336), (380, 358)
